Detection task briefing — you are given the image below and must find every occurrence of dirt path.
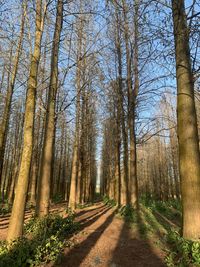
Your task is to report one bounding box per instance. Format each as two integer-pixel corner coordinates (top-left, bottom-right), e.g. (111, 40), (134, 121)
(0, 203), (167, 266)
(55, 203), (166, 267)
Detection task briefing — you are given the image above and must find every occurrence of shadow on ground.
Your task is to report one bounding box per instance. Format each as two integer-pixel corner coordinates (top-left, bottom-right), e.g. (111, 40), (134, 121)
(110, 220), (166, 267)
(53, 204), (166, 267)
(54, 205), (115, 267)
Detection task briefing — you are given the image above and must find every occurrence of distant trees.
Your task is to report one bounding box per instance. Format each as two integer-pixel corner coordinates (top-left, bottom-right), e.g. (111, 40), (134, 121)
(0, 0), (200, 244)
(68, 18), (98, 209)
(0, 1), (26, 190)
(100, 0), (141, 208)
(136, 96), (180, 201)
(100, 0), (200, 241)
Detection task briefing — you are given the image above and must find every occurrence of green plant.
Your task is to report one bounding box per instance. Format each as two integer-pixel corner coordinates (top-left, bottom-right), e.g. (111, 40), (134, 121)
(103, 196), (116, 207)
(52, 193), (63, 204)
(168, 199), (182, 212)
(141, 197), (182, 223)
(34, 235), (63, 264)
(0, 237), (36, 267)
(118, 205), (137, 223)
(76, 203), (93, 209)
(165, 231), (200, 267)
(0, 214), (79, 267)
(0, 202), (11, 215)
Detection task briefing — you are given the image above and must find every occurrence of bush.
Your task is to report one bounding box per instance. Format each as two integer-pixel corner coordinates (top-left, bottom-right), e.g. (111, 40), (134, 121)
(25, 213), (79, 239)
(0, 203), (11, 215)
(168, 199), (182, 212)
(103, 196), (116, 207)
(0, 214), (79, 267)
(0, 238), (35, 267)
(52, 194), (63, 204)
(165, 231), (200, 267)
(140, 197), (181, 222)
(118, 205), (137, 223)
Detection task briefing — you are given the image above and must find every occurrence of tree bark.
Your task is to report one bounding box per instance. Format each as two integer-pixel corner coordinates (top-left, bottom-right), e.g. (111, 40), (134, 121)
(37, 0), (63, 217)
(172, 0), (200, 240)
(0, 3), (25, 184)
(7, 0), (44, 241)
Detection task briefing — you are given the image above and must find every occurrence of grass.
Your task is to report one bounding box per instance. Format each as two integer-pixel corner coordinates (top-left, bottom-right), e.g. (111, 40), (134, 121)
(76, 202), (93, 209)
(1, 196), (199, 267)
(126, 196), (200, 267)
(103, 195), (117, 207)
(0, 202), (11, 216)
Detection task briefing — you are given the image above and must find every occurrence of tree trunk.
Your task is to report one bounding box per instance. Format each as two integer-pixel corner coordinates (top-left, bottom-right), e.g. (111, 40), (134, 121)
(172, 0), (200, 240)
(114, 4), (129, 205)
(7, 0), (44, 241)
(122, 0), (139, 207)
(69, 141), (78, 209)
(37, 0), (63, 217)
(0, 3), (25, 184)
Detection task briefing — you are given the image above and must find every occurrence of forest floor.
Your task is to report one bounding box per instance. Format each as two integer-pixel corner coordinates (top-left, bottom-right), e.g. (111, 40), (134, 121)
(0, 202), (67, 241)
(0, 201), (181, 266)
(54, 202), (167, 267)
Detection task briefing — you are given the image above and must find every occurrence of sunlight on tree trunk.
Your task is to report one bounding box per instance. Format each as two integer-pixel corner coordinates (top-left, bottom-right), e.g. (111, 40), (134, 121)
(7, 0), (45, 241)
(172, 0), (200, 240)
(37, 0), (63, 217)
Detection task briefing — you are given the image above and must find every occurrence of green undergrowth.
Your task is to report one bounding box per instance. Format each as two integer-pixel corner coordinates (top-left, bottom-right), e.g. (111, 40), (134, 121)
(118, 205), (138, 223)
(140, 197), (200, 267)
(51, 193), (64, 204)
(0, 201), (36, 216)
(0, 213), (79, 267)
(165, 231), (200, 267)
(76, 202), (93, 209)
(0, 202), (11, 216)
(140, 196), (182, 225)
(114, 197), (200, 266)
(103, 195), (116, 207)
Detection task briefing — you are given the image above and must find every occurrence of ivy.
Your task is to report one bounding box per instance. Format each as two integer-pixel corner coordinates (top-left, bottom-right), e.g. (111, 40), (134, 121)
(0, 213), (79, 267)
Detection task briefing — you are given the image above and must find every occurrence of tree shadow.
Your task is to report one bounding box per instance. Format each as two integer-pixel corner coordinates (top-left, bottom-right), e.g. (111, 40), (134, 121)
(75, 204), (106, 219)
(152, 210), (181, 231)
(137, 206), (180, 239)
(0, 211), (34, 230)
(111, 218), (166, 267)
(138, 207), (167, 240)
(77, 206), (112, 229)
(54, 208), (115, 267)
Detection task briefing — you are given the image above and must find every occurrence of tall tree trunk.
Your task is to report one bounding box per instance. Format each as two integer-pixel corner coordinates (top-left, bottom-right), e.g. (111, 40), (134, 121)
(68, 138), (79, 209)
(37, 0), (63, 217)
(172, 0), (200, 240)
(122, 0), (139, 207)
(0, 64), (6, 94)
(170, 128), (180, 199)
(68, 14), (84, 209)
(7, 0), (45, 241)
(0, 3), (25, 184)
(8, 106), (24, 204)
(114, 4), (129, 205)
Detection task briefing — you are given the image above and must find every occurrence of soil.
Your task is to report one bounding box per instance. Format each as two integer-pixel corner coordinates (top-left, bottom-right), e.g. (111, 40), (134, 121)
(0, 202), (167, 267)
(56, 203), (166, 267)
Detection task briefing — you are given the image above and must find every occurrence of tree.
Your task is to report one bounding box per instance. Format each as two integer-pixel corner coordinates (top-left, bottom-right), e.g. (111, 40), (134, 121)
(37, 0), (63, 217)
(0, 1), (26, 184)
(7, 0), (45, 241)
(172, 0), (200, 240)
